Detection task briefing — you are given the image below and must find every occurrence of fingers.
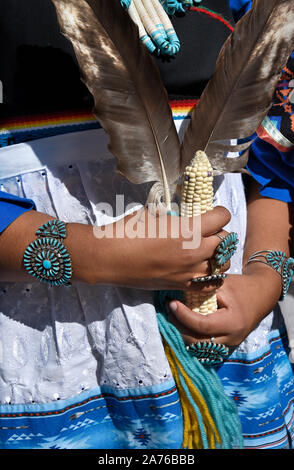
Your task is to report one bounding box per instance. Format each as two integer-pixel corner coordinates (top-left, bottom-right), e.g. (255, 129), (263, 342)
(184, 229), (231, 292)
(186, 274), (225, 294)
(187, 260), (228, 291)
(210, 229), (232, 275)
(190, 230), (231, 277)
(167, 299), (231, 341)
(201, 206), (231, 237)
(177, 207), (230, 252)
(200, 229), (230, 260)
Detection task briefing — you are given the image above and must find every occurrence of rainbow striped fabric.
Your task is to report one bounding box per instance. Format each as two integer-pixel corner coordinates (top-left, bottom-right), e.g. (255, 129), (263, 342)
(169, 98), (199, 120)
(0, 110), (101, 148)
(0, 100), (198, 148)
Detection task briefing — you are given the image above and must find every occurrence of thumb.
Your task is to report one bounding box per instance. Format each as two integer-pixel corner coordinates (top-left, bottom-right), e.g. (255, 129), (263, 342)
(201, 206), (231, 237)
(168, 299), (231, 340)
(168, 299), (216, 338)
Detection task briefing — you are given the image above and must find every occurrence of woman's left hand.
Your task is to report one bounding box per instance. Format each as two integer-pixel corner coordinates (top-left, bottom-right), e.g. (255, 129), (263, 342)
(167, 265), (282, 348)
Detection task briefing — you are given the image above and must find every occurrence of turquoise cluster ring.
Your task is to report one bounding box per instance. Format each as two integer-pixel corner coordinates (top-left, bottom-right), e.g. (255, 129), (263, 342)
(186, 339), (229, 366)
(23, 220), (72, 287)
(215, 232), (239, 267)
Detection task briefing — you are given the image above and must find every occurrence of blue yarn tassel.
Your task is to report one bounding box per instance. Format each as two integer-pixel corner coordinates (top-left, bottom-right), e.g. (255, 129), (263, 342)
(155, 290), (244, 449)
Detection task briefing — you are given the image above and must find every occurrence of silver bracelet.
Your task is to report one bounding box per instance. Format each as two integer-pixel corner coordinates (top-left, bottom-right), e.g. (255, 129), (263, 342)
(246, 250), (294, 300)
(23, 220), (73, 286)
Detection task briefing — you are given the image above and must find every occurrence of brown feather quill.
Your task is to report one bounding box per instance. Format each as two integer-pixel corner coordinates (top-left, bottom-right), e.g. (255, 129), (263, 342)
(181, 0), (294, 175)
(50, 0), (180, 209)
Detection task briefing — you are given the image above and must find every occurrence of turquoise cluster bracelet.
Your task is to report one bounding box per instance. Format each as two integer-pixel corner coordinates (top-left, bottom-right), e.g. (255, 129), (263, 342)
(246, 250), (294, 300)
(23, 220), (73, 287)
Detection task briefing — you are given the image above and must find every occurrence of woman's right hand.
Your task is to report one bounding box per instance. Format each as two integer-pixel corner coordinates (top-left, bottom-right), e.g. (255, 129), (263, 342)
(91, 205), (231, 290)
(0, 205), (231, 291)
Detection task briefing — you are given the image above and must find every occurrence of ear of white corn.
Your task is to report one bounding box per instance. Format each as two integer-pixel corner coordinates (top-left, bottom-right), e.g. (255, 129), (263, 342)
(181, 150), (218, 315)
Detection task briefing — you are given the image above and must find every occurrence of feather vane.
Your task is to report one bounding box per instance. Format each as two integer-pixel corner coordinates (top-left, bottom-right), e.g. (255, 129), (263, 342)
(50, 0), (181, 209)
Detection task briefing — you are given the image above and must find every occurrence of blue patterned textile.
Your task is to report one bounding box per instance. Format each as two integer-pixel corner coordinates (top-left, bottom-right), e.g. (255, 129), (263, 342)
(247, 50), (294, 203)
(248, 142), (294, 203)
(218, 329), (294, 449)
(0, 381), (183, 449)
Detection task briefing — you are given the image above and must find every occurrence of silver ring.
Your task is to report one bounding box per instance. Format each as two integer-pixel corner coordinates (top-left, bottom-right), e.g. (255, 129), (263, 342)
(214, 232), (239, 267)
(191, 273), (227, 283)
(216, 233), (225, 241)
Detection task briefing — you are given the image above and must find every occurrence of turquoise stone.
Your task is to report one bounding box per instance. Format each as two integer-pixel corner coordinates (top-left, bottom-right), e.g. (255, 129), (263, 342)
(43, 259), (52, 269)
(24, 222), (72, 286)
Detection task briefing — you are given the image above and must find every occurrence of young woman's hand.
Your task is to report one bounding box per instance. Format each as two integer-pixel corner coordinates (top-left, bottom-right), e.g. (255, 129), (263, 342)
(92, 205), (231, 290)
(166, 263), (282, 347)
(0, 205), (231, 291)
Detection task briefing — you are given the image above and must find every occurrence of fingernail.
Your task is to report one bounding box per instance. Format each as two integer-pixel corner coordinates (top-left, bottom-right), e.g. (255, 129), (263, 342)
(169, 301), (178, 313)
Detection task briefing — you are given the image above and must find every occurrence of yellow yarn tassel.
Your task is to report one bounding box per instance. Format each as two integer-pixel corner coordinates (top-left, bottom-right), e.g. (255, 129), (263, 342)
(163, 340), (221, 449)
(164, 341), (202, 448)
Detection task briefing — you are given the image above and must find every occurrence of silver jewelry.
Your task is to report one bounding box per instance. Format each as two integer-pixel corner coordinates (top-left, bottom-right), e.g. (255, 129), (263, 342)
(246, 250), (294, 300)
(191, 273), (227, 283)
(216, 234), (225, 241)
(214, 232), (239, 267)
(23, 220), (73, 287)
(186, 339), (229, 366)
